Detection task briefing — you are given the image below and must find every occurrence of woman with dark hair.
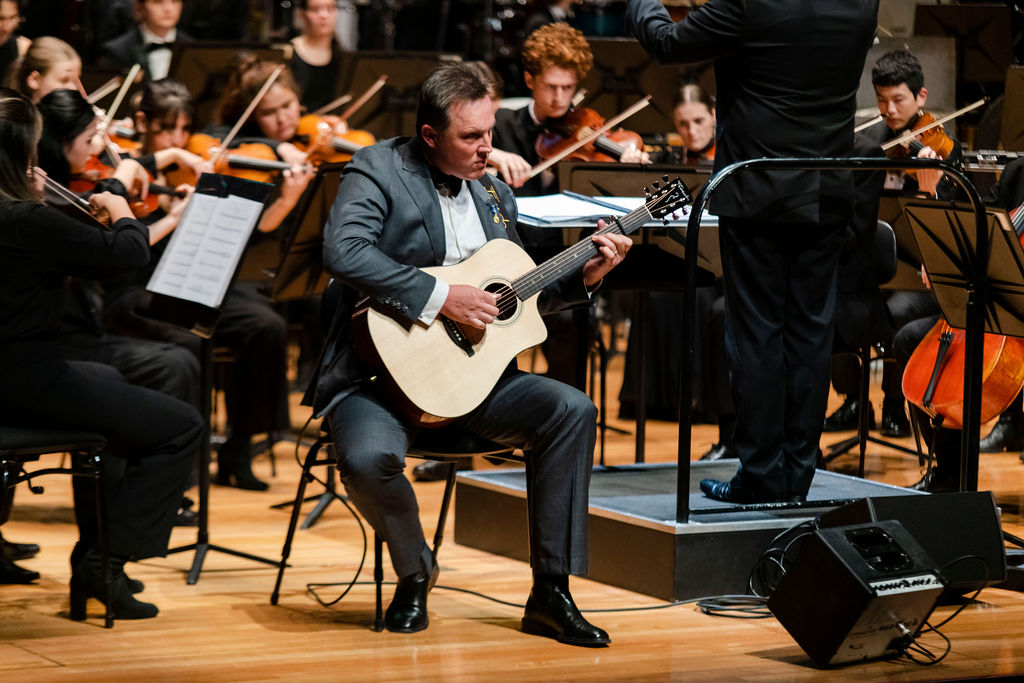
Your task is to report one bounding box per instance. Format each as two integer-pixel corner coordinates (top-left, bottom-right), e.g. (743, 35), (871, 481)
(0, 87), (203, 619)
(289, 0), (349, 113)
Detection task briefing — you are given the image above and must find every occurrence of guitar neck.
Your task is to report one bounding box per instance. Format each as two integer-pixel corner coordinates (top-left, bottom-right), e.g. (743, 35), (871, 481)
(512, 202), (654, 300)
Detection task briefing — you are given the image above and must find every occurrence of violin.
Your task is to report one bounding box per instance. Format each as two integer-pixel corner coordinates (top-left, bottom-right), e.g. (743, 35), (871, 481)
(294, 114), (375, 163)
(183, 133), (296, 185)
(884, 111), (956, 164)
(536, 107), (644, 164)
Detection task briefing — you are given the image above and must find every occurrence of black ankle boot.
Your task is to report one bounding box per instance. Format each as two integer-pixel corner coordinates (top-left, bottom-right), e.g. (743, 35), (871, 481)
(522, 574), (610, 647)
(216, 439), (268, 491)
(384, 559), (438, 633)
(70, 548), (158, 620)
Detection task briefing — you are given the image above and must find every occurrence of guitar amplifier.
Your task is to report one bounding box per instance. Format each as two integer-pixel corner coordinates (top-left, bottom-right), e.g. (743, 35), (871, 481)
(767, 520), (944, 668)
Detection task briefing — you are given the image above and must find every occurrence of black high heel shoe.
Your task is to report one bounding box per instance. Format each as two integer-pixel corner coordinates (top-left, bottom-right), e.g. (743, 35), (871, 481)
(69, 549), (158, 621)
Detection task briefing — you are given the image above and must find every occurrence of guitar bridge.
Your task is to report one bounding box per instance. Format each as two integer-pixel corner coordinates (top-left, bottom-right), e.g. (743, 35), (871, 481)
(442, 316), (477, 357)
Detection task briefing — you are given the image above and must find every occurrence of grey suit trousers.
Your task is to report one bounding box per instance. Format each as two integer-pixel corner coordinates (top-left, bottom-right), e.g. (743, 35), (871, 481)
(327, 370), (597, 578)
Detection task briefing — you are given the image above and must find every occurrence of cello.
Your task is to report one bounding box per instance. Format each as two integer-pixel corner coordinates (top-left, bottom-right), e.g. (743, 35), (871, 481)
(902, 203), (1024, 429)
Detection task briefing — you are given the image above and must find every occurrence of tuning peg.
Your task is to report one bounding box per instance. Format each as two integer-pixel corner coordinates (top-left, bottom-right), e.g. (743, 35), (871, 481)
(652, 181), (661, 190)
(662, 174), (669, 183)
(662, 217), (670, 225)
(644, 186), (650, 197)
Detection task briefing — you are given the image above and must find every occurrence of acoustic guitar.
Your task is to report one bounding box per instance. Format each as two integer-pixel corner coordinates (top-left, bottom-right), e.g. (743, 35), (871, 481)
(352, 178), (691, 427)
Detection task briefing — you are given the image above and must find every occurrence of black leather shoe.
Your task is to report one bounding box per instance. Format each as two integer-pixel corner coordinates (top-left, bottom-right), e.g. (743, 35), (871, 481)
(907, 469), (958, 493)
(880, 401), (911, 438)
(699, 443), (736, 461)
(980, 413), (1024, 452)
(699, 478), (801, 504)
(216, 441), (269, 491)
(412, 460), (453, 482)
(0, 555), (39, 584)
(822, 399), (874, 432)
(522, 581), (610, 647)
(384, 560), (439, 633)
(1, 538), (40, 561)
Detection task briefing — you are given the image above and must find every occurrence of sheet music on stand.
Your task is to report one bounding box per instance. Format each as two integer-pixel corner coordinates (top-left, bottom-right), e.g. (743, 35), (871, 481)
(901, 198), (1024, 337)
(145, 173), (272, 337)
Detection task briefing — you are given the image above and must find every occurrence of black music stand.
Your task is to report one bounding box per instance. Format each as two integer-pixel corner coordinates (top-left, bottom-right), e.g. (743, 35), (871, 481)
(269, 162), (346, 302)
(902, 199), (1024, 336)
(342, 51), (462, 139)
(153, 173), (280, 584)
(579, 38), (708, 136)
(265, 163), (347, 528)
(168, 41), (289, 129)
(914, 4), (1013, 84)
(900, 198), (1024, 490)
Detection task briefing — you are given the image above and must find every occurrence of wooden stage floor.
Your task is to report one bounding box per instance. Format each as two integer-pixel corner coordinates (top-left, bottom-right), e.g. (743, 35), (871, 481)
(3, 352), (1024, 681)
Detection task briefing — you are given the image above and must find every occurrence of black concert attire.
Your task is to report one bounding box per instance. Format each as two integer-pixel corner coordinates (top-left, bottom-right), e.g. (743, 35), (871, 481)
(0, 200), (202, 565)
(289, 42), (349, 113)
(98, 24), (194, 81)
(628, 0), (879, 502)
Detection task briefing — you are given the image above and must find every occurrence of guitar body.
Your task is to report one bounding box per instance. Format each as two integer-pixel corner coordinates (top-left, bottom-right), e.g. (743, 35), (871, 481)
(363, 239), (547, 425)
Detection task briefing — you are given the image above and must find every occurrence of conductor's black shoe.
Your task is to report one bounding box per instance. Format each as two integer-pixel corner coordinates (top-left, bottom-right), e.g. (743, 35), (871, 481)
(0, 555), (39, 584)
(699, 478), (801, 504)
(1, 538), (40, 561)
(699, 443), (736, 461)
(822, 399), (874, 432)
(880, 401), (911, 438)
(522, 582), (610, 647)
(980, 413), (1024, 452)
(907, 469), (958, 493)
(384, 560), (438, 634)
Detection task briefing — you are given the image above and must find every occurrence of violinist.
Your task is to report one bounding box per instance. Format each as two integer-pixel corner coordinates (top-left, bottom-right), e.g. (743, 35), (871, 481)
(491, 22), (648, 199)
(289, 0), (349, 113)
(103, 77), (292, 492)
(211, 55), (316, 233)
(5, 36), (80, 103)
(868, 50), (962, 200)
(0, 86), (202, 618)
(824, 50), (952, 437)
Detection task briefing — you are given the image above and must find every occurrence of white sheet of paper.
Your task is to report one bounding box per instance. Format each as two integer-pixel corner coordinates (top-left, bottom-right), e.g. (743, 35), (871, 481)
(146, 192), (264, 308)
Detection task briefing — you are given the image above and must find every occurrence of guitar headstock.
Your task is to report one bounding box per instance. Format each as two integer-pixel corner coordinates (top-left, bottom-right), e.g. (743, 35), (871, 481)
(643, 176), (692, 222)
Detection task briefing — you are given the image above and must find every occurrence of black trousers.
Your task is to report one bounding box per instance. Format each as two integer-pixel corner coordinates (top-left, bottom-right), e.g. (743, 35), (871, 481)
(720, 217), (845, 498)
(105, 283), (290, 437)
(0, 347), (202, 559)
(58, 332), (202, 564)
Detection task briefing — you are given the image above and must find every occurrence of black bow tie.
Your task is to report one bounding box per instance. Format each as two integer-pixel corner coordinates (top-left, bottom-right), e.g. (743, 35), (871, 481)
(430, 169), (463, 198)
(145, 41), (172, 52)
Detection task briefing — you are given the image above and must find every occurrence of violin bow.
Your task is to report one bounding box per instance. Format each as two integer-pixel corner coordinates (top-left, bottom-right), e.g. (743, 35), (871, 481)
(211, 63), (287, 169)
(526, 95), (652, 180)
(337, 75), (388, 123)
(854, 114), (883, 133)
(310, 93), (353, 117)
(880, 98), (986, 152)
(86, 76), (123, 105)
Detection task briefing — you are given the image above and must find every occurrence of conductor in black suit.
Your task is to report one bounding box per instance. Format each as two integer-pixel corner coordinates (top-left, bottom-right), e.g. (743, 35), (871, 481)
(627, 0), (879, 503)
(99, 0), (191, 81)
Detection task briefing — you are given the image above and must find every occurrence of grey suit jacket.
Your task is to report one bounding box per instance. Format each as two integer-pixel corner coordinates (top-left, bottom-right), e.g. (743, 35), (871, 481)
(307, 136), (590, 415)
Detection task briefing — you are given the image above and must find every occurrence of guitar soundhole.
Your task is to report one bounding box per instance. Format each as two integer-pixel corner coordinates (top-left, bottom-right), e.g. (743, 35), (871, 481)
(485, 282), (517, 321)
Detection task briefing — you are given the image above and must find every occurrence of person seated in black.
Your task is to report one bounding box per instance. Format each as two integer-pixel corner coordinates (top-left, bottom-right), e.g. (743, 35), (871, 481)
(0, 87), (203, 618)
(99, 0), (191, 81)
(825, 49), (958, 437)
(289, 0), (350, 114)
